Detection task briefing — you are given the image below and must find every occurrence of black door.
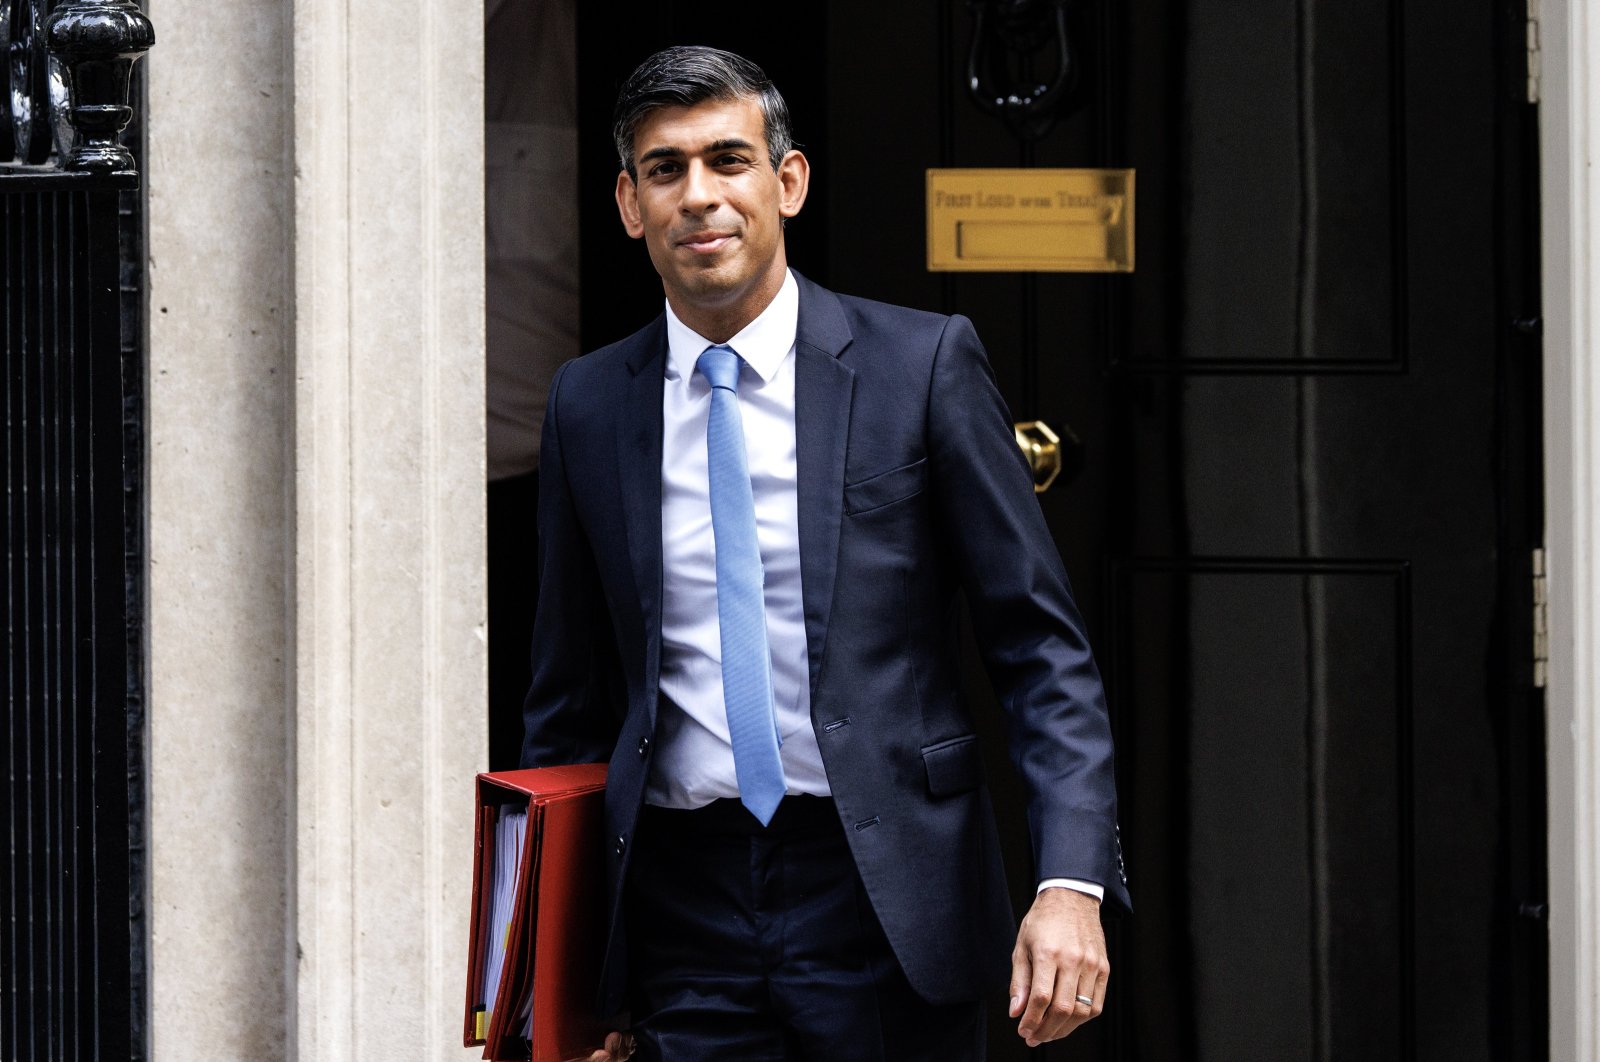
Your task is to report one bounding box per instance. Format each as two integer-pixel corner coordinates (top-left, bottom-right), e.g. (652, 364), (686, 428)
(570, 2), (1545, 1057)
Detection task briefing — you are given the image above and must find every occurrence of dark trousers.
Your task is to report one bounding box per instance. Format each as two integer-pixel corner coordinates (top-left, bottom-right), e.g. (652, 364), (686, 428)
(625, 796), (985, 1062)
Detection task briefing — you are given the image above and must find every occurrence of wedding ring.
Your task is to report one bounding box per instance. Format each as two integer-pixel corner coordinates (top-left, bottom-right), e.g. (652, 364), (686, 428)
(1075, 994), (1095, 1007)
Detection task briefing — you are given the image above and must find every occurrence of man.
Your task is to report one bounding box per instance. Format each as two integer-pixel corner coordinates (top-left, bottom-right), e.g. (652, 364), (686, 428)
(520, 45), (1128, 1062)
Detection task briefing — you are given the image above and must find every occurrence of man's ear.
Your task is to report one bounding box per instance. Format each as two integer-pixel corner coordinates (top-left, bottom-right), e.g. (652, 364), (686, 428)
(616, 170), (644, 238)
(777, 149), (811, 220)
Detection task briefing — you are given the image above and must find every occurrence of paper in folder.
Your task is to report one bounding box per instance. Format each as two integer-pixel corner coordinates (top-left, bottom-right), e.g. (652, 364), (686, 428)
(464, 763), (608, 1061)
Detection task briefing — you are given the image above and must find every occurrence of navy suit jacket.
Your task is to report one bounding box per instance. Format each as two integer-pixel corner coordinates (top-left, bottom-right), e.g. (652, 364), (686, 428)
(520, 272), (1127, 1016)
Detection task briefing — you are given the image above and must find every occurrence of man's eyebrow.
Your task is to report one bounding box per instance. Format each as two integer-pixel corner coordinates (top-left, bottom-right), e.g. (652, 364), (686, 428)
(638, 145), (684, 165)
(637, 138), (760, 167)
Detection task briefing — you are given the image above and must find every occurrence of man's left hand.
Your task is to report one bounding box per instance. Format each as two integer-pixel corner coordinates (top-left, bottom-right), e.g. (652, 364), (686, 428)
(1008, 887), (1108, 1047)
(586, 1031), (634, 1061)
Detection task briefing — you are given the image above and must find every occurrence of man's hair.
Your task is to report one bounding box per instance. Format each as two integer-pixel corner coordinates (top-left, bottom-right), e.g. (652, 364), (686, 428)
(612, 46), (794, 180)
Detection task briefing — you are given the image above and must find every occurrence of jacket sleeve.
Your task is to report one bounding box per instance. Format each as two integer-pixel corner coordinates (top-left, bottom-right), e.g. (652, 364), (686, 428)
(924, 314), (1128, 912)
(518, 359), (623, 769)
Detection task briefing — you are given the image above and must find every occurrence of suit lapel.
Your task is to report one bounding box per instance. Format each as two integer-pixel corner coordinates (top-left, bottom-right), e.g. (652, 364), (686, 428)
(792, 275), (855, 693)
(619, 317), (667, 716)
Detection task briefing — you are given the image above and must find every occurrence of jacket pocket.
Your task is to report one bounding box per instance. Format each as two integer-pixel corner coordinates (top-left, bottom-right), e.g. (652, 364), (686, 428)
(921, 733), (982, 797)
(844, 458), (928, 515)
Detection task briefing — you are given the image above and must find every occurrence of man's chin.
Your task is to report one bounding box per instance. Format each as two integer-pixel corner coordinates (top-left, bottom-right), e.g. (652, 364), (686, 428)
(668, 267), (748, 305)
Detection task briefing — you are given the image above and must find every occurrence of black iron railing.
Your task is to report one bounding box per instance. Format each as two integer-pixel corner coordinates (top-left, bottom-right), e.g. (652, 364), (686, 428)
(3, 3), (152, 1059)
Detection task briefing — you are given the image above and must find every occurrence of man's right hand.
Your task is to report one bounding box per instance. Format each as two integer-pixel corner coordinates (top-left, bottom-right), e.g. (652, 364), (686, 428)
(1008, 887), (1109, 1046)
(587, 1030), (634, 1061)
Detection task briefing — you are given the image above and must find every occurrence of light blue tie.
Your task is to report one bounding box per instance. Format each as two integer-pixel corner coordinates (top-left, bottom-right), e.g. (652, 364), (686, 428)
(696, 344), (785, 826)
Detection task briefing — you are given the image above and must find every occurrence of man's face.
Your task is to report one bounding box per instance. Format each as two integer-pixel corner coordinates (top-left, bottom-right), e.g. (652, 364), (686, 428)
(615, 96), (809, 326)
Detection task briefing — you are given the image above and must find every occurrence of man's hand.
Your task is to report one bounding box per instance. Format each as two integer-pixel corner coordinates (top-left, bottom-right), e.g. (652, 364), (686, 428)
(586, 1031), (634, 1061)
(1008, 887), (1108, 1047)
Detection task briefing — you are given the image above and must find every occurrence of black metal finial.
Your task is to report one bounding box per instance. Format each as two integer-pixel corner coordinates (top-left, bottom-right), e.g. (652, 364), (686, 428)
(43, 0), (154, 172)
(5, 0), (52, 164)
(965, 0), (1080, 143)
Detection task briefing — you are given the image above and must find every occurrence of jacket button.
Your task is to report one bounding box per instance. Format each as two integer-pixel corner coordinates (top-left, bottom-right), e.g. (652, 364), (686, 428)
(638, 736), (651, 758)
(614, 834), (627, 856)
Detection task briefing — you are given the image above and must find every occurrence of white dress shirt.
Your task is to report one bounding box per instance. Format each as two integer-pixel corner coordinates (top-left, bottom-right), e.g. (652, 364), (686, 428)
(646, 270), (828, 808)
(642, 269), (1101, 903)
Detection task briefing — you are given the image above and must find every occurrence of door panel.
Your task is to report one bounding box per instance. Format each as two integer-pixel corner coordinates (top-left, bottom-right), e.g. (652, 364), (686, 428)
(1175, 1), (1401, 370)
(1115, 561), (1410, 1059)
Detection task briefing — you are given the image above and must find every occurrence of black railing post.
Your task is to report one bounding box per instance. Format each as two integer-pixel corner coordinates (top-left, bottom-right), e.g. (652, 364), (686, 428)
(44, 0), (155, 171)
(3, 2), (151, 1059)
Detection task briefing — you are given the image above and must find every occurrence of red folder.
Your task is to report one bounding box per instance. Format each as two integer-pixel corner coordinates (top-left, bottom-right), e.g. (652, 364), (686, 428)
(464, 764), (608, 1062)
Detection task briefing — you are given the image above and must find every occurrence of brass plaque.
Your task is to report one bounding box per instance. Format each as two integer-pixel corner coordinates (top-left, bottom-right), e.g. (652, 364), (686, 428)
(926, 168), (1135, 273)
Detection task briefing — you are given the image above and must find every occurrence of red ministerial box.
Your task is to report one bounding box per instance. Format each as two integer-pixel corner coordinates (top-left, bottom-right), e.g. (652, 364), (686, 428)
(464, 764), (608, 1062)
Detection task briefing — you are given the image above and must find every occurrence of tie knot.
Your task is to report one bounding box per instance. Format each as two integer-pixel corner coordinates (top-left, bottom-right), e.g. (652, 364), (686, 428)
(696, 344), (741, 392)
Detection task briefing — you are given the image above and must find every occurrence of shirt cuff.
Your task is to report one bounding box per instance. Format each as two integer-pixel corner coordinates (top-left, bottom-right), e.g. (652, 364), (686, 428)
(1037, 878), (1104, 903)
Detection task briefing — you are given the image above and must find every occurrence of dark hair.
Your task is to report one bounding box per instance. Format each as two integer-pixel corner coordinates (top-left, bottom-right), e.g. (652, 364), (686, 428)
(612, 46), (793, 179)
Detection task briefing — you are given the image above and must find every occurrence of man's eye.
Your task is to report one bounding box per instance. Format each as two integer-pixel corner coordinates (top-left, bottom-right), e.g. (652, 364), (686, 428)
(715, 155), (748, 167)
(648, 161), (680, 178)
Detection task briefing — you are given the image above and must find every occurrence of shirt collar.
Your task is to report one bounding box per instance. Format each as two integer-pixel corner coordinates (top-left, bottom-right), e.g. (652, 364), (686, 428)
(664, 268), (799, 385)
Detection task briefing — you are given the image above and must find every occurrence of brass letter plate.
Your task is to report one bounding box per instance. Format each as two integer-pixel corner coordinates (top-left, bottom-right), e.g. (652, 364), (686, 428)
(926, 168), (1134, 273)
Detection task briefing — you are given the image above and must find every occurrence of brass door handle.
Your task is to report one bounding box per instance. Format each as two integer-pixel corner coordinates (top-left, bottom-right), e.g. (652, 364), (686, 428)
(1014, 420), (1063, 493)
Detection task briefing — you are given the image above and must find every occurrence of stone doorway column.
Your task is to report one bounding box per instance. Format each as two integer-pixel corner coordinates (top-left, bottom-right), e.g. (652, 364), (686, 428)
(291, 0), (487, 1057)
(147, 0), (486, 1056)
(1542, 1), (1600, 1057)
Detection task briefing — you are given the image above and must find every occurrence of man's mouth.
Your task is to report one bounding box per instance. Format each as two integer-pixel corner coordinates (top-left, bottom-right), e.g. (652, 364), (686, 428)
(679, 232), (736, 254)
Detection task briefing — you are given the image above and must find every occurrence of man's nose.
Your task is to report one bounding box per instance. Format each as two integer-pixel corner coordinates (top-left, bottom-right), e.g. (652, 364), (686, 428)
(680, 160), (719, 214)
